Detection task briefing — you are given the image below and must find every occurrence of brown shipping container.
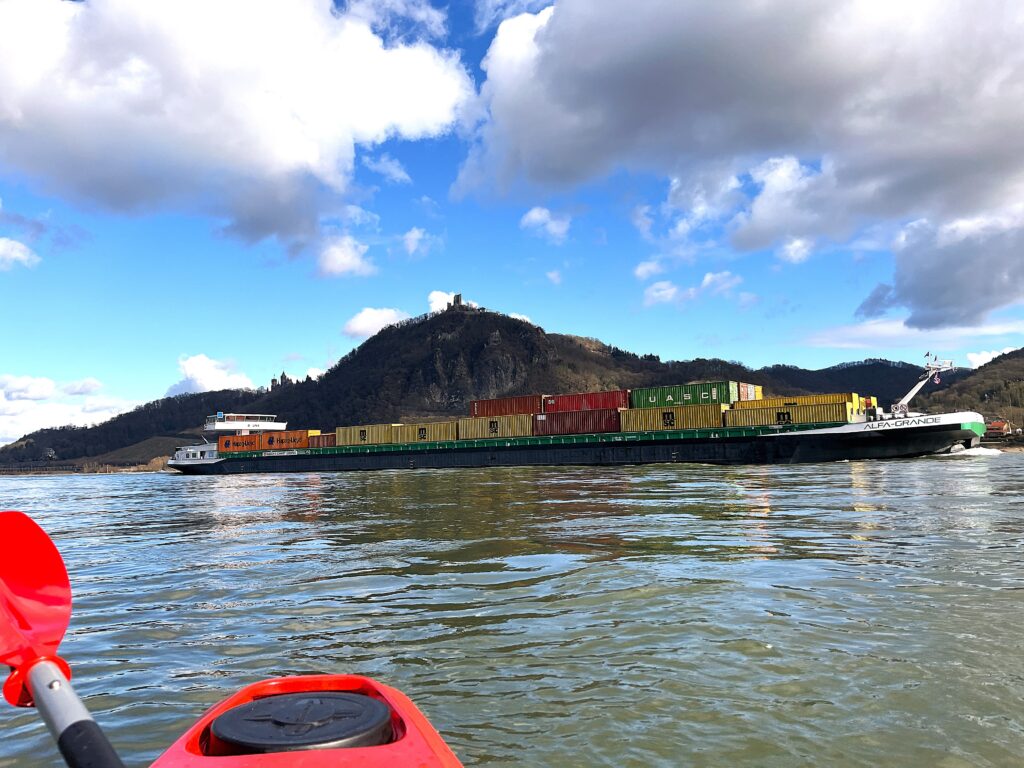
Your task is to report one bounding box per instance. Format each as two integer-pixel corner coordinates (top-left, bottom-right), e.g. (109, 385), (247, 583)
(542, 389), (630, 413)
(218, 433), (261, 452)
(395, 421), (458, 443)
(620, 404), (727, 433)
(724, 402), (854, 427)
(470, 395), (544, 418)
(533, 408), (621, 436)
(732, 392), (859, 410)
(457, 414), (534, 440)
(308, 433), (337, 449)
(260, 429), (320, 450)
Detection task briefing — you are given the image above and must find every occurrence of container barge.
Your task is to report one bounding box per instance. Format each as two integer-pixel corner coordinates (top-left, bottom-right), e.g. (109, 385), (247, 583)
(168, 360), (984, 475)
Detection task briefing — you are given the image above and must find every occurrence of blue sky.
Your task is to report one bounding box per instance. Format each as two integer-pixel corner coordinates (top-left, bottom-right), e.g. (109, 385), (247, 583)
(1, 0), (1023, 444)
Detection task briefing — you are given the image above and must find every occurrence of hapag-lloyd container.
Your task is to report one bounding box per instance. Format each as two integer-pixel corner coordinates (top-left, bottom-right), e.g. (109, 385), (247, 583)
(457, 414), (533, 440)
(260, 429), (320, 450)
(470, 395), (544, 417)
(336, 423), (403, 446)
(724, 401), (854, 427)
(395, 421), (458, 443)
(620, 404), (727, 432)
(629, 382), (741, 408)
(218, 434), (260, 452)
(532, 408), (621, 436)
(542, 389), (629, 413)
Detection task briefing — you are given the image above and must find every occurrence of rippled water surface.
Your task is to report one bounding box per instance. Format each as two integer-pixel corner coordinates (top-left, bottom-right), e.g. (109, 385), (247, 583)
(2, 453), (1023, 767)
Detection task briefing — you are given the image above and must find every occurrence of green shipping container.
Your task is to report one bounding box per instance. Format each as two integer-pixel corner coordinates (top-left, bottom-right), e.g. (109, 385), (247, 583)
(630, 381), (740, 409)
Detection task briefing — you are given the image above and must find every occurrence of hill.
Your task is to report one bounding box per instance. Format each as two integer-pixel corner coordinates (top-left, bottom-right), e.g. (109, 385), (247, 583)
(919, 347), (1024, 426)
(0, 306), (931, 465)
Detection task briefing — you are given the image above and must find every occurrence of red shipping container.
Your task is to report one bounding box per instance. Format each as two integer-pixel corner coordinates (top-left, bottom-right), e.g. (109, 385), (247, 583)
(470, 394), (544, 417)
(542, 389), (629, 413)
(309, 433), (337, 448)
(533, 408), (621, 436)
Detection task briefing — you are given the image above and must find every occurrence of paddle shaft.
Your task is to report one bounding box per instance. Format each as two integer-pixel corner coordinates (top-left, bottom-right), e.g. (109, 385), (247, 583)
(27, 661), (125, 768)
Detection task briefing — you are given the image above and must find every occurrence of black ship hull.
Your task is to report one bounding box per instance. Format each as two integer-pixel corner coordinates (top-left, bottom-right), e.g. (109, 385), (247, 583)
(169, 420), (981, 475)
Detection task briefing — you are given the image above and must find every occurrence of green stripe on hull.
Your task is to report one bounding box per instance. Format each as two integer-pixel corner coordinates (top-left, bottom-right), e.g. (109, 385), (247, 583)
(224, 421), (848, 459)
(963, 421), (985, 437)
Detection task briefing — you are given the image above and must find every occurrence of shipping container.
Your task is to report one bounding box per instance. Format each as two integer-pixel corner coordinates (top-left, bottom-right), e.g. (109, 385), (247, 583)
(533, 408), (621, 437)
(724, 402), (854, 427)
(395, 421), (458, 444)
(541, 389), (629, 413)
(218, 433), (261, 452)
(260, 429), (320, 451)
(308, 433), (337, 449)
(737, 382), (762, 401)
(754, 385), (764, 399)
(732, 392), (859, 410)
(335, 423), (402, 446)
(620, 404), (727, 433)
(470, 395), (544, 417)
(629, 381), (740, 408)
(457, 414), (534, 440)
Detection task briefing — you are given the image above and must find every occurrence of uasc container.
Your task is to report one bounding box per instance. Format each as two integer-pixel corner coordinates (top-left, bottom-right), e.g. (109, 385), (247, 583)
(470, 395), (544, 418)
(630, 381), (739, 409)
(260, 429), (320, 450)
(457, 414), (533, 440)
(395, 421), (458, 443)
(218, 434), (260, 452)
(542, 389), (629, 413)
(620, 404), (727, 433)
(732, 392), (859, 410)
(336, 423), (402, 446)
(533, 408), (621, 437)
(724, 402), (854, 427)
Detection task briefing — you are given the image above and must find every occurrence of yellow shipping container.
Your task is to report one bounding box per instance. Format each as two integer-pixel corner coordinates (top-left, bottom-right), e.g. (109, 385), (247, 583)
(724, 402), (854, 427)
(620, 404), (727, 433)
(395, 421), (458, 443)
(754, 385), (764, 400)
(732, 392), (858, 410)
(335, 423), (402, 446)
(457, 414), (533, 440)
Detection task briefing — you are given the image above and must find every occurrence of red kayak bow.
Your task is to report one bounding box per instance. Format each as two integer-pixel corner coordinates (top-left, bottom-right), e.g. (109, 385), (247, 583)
(1, 510), (462, 768)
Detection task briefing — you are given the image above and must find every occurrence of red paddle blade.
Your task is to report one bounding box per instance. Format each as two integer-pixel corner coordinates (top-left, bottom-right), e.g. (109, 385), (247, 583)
(0, 511), (72, 674)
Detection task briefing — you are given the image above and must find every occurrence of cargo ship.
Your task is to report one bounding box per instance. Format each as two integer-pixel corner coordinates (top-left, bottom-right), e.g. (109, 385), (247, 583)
(167, 359), (984, 475)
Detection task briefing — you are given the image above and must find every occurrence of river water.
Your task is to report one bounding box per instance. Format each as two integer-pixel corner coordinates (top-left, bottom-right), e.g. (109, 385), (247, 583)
(1, 451), (1022, 767)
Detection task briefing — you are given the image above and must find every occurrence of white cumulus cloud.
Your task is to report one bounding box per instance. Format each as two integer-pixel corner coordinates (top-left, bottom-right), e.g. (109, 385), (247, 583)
(0, 0), (474, 247)
(0, 374), (56, 401)
(966, 347), (1018, 369)
(700, 271), (743, 295)
(165, 354), (254, 396)
(643, 280), (679, 306)
(403, 226), (426, 255)
(343, 307), (411, 338)
(363, 153), (412, 184)
(62, 377), (103, 395)
(318, 235), (376, 276)
(634, 260), (664, 280)
(0, 237), (40, 270)
(428, 290), (479, 312)
(520, 206), (571, 244)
